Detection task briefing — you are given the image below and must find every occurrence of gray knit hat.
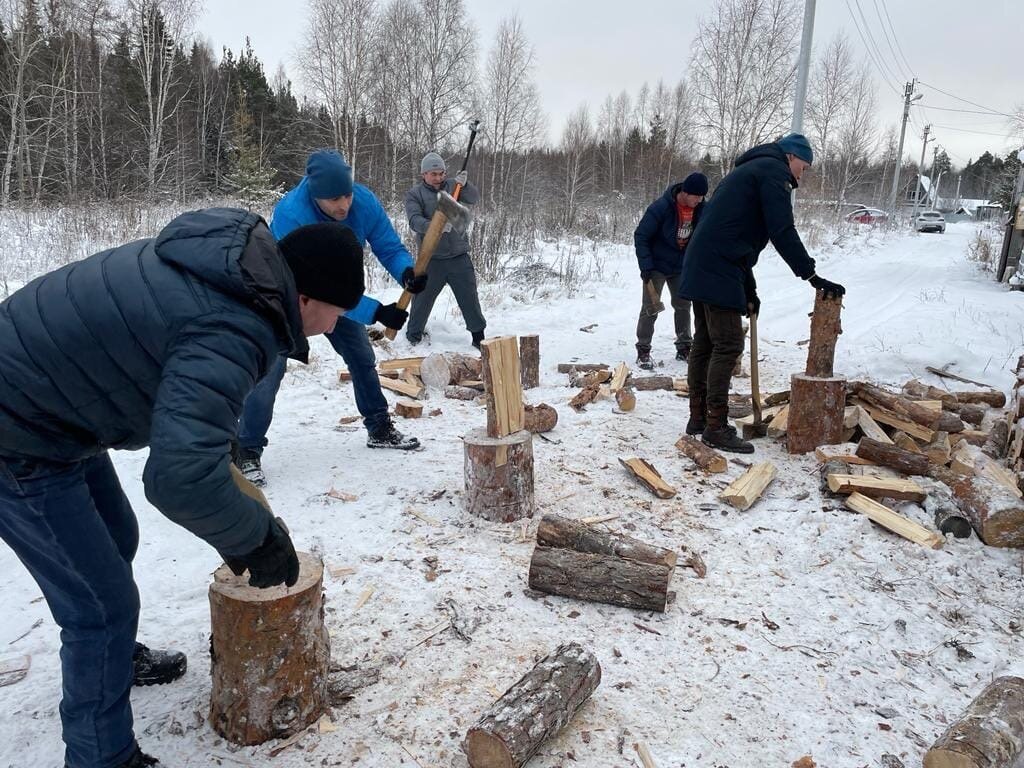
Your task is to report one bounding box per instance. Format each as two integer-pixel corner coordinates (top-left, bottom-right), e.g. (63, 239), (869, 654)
(420, 152), (446, 174)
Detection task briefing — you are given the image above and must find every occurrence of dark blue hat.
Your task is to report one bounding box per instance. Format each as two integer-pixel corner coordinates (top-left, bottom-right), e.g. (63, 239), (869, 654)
(777, 133), (813, 165)
(681, 172), (709, 196)
(306, 150), (353, 199)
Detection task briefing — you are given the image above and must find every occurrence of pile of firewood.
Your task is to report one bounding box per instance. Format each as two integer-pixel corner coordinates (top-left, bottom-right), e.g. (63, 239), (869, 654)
(557, 361), (686, 414)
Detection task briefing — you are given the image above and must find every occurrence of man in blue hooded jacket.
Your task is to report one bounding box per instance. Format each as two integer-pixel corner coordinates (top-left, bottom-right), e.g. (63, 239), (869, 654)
(0, 209), (364, 768)
(680, 133), (846, 453)
(235, 150), (426, 486)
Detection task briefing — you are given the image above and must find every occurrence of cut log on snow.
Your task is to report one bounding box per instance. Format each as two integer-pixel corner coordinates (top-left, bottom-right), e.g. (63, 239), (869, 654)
(633, 375), (675, 392)
(675, 435), (727, 473)
(720, 463), (776, 511)
(481, 338), (525, 438)
(923, 431), (952, 465)
(954, 403), (986, 426)
(519, 335), (540, 389)
(463, 643), (601, 768)
(619, 457), (676, 499)
(924, 676), (1024, 768)
(528, 514), (676, 612)
(557, 362), (607, 373)
(923, 480), (973, 539)
(209, 552), (330, 746)
(378, 356), (425, 374)
(394, 399), (423, 419)
(573, 369), (612, 387)
(855, 437), (930, 475)
(854, 400), (935, 443)
(569, 383), (601, 411)
(815, 443), (877, 466)
(446, 385), (481, 401)
(523, 403), (558, 434)
(463, 428), (534, 522)
(952, 390), (1006, 408)
(937, 471), (1024, 547)
(983, 418), (1010, 460)
(844, 492), (943, 549)
(903, 379), (958, 409)
(853, 382), (965, 433)
(615, 387), (636, 412)
(826, 473), (927, 502)
(787, 374), (846, 454)
(804, 290), (843, 377)
(379, 375), (425, 399)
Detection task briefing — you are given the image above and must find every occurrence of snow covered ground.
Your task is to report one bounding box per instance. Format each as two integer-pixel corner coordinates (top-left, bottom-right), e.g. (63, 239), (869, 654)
(2, 217), (1024, 768)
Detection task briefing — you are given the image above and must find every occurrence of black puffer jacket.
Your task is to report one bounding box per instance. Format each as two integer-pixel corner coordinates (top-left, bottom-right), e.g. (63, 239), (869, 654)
(0, 208), (306, 555)
(634, 182), (705, 276)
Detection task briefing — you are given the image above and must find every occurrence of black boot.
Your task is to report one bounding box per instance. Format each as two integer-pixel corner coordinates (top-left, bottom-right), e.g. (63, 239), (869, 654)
(685, 417), (705, 435)
(676, 342), (692, 361)
(686, 393), (706, 435)
(232, 447), (266, 488)
(367, 420), (421, 450)
(132, 643), (187, 687)
(471, 330), (485, 349)
(702, 423), (754, 454)
(636, 349), (654, 371)
(116, 747), (161, 767)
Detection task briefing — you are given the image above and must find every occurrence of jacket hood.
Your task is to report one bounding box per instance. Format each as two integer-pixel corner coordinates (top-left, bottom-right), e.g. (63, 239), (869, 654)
(734, 143), (799, 187)
(154, 207), (308, 361)
(662, 183), (685, 203)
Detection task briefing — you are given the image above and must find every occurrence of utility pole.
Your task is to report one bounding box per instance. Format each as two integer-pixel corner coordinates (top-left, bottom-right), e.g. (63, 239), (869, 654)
(888, 80), (921, 213)
(954, 175), (962, 209)
(789, 0), (815, 206)
(911, 124), (933, 224)
(930, 145), (939, 208)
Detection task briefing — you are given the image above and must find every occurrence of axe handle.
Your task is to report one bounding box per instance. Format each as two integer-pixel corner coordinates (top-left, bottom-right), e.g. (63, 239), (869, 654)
(750, 313), (761, 425)
(644, 280), (661, 304)
(383, 210), (449, 340)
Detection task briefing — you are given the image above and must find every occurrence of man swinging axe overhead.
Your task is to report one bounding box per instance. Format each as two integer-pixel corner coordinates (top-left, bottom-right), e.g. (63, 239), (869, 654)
(401, 120), (486, 348)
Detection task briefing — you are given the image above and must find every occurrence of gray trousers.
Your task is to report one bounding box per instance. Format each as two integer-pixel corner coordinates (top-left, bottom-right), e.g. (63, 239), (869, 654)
(636, 271), (692, 353)
(406, 253), (487, 342)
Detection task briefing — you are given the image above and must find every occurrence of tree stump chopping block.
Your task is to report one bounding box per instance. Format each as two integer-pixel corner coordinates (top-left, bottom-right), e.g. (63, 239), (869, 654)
(463, 427), (535, 522)
(787, 374), (846, 454)
(209, 552), (329, 745)
(463, 643), (601, 768)
(925, 676), (1024, 768)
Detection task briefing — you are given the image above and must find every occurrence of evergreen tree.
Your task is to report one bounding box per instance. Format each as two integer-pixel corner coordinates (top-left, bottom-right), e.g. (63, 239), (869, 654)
(223, 87), (280, 209)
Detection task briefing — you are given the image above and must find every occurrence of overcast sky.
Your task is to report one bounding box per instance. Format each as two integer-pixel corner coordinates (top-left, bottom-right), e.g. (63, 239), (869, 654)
(198, 0), (1022, 167)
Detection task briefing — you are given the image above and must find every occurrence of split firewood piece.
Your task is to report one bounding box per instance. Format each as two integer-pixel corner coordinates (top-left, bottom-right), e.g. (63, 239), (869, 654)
(844, 492), (943, 549)
(854, 400), (934, 443)
(855, 406), (894, 444)
(844, 405), (861, 429)
(853, 382), (964, 433)
(720, 463), (776, 511)
(673, 378), (688, 394)
(403, 369), (423, 388)
(480, 337), (525, 439)
(734, 404), (785, 427)
(394, 399), (423, 419)
(632, 375), (675, 392)
(767, 405), (790, 438)
(675, 435), (727, 473)
(569, 383), (601, 412)
(609, 363), (630, 393)
(378, 356), (426, 375)
(983, 418), (1010, 460)
(523, 403), (558, 434)
(815, 443), (877, 466)
(463, 643), (601, 768)
(924, 676), (1024, 768)
(855, 437), (930, 475)
(578, 369), (612, 387)
(379, 375), (424, 399)
(764, 390), (791, 407)
(459, 380), (486, 390)
(519, 335), (540, 390)
(557, 362), (608, 373)
(954, 429), (990, 448)
(615, 387), (636, 412)
(445, 385), (481, 401)
(338, 370), (352, 383)
(619, 457), (676, 499)
(827, 473), (927, 502)
(914, 400), (944, 415)
(923, 431), (952, 465)
(903, 379), (958, 409)
(951, 390), (1006, 408)
(893, 431), (922, 454)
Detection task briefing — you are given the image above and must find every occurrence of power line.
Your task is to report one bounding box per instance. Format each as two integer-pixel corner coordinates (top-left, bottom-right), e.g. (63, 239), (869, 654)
(842, 0), (900, 96)
(922, 105), (1016, 116)
(851, 0), (903, 87)
(878, 0), (915, 75)
(871, 0), (911, 80)
(916, 79), (1014, 118)
(929, 124), (1014, 138)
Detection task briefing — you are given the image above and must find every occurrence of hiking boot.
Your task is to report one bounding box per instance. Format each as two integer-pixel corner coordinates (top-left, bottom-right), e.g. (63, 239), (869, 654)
(676, 343), (692, 361)
(685, 417), (705, 436)
(132, 643), (187, 687)
(471, 330), (485, 349)
(636, 350), (655, 371)
(116, 747), (161, 767)
(702, 425), (755, 454)
(367, 421), (420, 450)
(233, 448), (266, 488)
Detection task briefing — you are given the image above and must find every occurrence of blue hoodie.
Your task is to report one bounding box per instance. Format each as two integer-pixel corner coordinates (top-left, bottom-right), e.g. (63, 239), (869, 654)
(271, 177), (414, 324)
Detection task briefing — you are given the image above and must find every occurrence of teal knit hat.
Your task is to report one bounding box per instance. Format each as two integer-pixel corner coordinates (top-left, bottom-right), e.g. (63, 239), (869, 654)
(777, 133), (813, 165)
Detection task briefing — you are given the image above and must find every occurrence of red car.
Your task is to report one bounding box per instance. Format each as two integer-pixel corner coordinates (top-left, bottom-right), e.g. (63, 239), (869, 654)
(846, 207), (890, 224)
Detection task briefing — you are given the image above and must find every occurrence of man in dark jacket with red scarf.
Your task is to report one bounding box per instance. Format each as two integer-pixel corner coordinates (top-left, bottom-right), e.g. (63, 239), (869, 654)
(680, 134), (845, 453)
(634, 172), (708, 369)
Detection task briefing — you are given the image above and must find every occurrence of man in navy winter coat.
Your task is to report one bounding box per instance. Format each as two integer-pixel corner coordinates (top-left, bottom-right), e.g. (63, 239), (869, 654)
(679, 133), (846, 453)
(235, 150), (426, 487)
(0, 209), (364, 768)
(633, 172), (707, 368)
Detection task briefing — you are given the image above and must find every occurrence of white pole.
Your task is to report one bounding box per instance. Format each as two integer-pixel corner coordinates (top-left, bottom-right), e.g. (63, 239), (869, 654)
(790, 0), (816, 135)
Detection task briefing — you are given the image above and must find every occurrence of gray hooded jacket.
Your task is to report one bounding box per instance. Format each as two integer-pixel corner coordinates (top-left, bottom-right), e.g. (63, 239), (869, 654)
(404, 178), (480, 260)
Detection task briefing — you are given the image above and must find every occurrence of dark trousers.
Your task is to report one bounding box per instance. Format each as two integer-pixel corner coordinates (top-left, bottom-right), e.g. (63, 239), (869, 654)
(688, 301), (745, 427)
(0, 453), (140, 768)
(237, 317), (390, 449)
(406, 253), (486, 342)
(635, 271), (692, 353)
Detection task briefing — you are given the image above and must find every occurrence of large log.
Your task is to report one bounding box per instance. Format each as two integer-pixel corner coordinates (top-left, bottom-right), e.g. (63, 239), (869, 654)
(535, 514), (677, 568)
(940, 471), (1024, 547)
(209, 552), (330, 745)
(420, 352), (483, 390)
(463, 643), (601, 768)
(557, 362), (607, 373)
(675, 435), (727, 473)
(983, 418), (1010, 460)
(463, 428), (534, 522)
(519, 335), (540, 389)
(954, 403), (986, 426)
(481, 337), (525, 438)
(855, 437), (930, 475)
(523, 403), (558, 434)
(952, 390), (1006, 408)
(787, 374), (846, 454)
(903, 379), (958, 409)
(633, 375), (675, 392)
(853, 382), (964, 433)
(805, 290), (843, 377)
(924, 676), (1024, 768)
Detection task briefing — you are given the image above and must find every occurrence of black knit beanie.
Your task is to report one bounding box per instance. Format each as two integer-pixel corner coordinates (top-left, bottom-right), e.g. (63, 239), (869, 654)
(278, 223), (365, 310)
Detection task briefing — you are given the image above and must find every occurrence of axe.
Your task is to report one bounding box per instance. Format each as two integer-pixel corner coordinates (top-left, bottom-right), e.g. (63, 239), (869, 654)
(644, 280), (665, 317)
(384, 120), (480, 341)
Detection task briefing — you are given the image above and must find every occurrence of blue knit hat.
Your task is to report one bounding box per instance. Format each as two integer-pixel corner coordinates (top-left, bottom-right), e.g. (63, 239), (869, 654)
(681, 172), (709, 196)
(777, 133), (813, 165)
(306, 150), (353, 199)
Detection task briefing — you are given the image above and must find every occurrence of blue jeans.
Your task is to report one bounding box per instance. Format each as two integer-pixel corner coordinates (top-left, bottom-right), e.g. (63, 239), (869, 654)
(0, 452), (140, 768)
(237, 318), (389, 451)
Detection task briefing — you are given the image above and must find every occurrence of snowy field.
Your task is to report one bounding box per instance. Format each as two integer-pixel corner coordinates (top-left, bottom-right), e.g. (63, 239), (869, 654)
(2, 214), (1024, 768)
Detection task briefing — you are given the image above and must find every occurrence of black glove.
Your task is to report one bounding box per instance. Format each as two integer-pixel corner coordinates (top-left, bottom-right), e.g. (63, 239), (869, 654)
(401, 267), (428, 294)
(640, 269), (655, 282)
(374, 302), (408, 330)
(224, 517), (300, 589)
(808, 274), (846, 300)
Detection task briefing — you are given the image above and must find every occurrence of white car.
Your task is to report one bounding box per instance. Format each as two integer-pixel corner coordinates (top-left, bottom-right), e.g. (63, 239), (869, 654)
(916, 210), (946, 233)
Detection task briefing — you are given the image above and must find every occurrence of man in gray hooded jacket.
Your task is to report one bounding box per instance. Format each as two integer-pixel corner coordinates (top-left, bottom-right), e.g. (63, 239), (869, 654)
(404, 151), (486, 348)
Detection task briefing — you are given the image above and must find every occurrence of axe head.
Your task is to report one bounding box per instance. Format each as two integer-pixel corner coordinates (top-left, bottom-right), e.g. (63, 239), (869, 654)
(644, 281), (666, 316)
(436, 190), (471, 233)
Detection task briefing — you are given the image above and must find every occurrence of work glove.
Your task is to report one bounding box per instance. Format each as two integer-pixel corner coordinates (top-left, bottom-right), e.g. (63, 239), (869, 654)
(401, 267), (428, 294)
(374, 302), (409, 330)
(454, 170), (468, 187)
(224, 517), (300, 589)
(808, 274), (846, 300)
(640, 269), (655, 282)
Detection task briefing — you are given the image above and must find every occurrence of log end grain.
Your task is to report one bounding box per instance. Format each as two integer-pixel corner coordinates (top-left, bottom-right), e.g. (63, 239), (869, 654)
(463, 428), (535, 522)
